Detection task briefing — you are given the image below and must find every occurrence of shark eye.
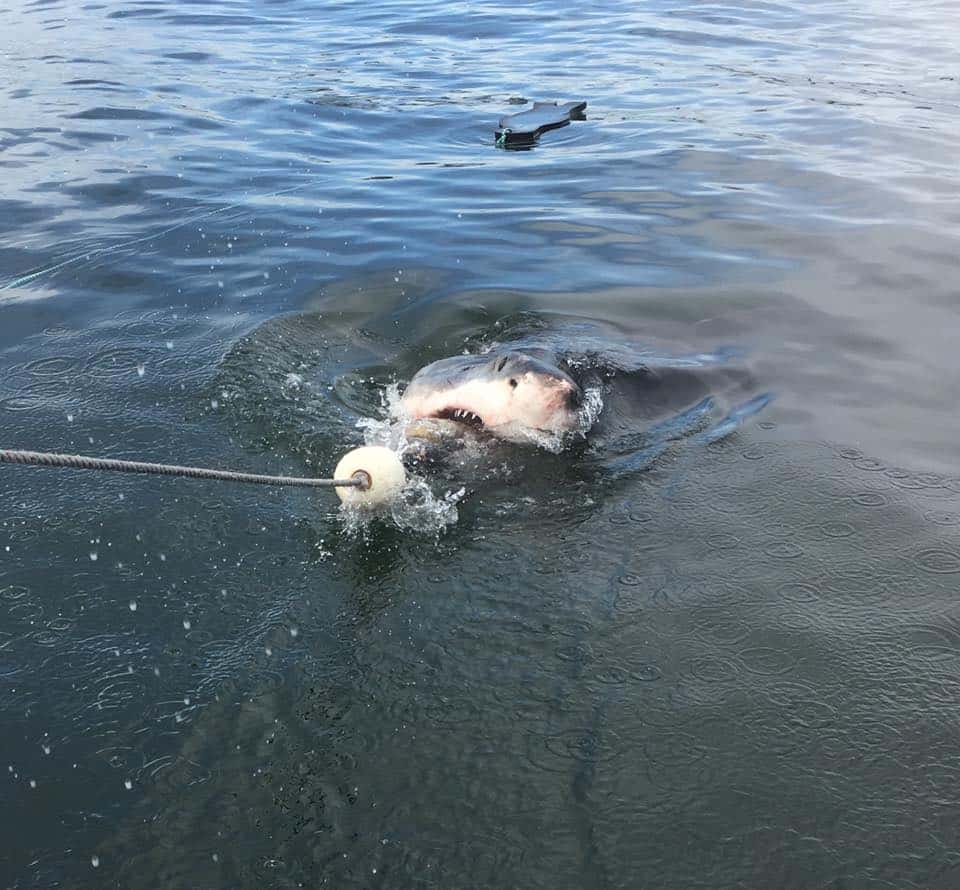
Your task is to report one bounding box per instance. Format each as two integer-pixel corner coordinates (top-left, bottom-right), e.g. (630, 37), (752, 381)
(509, 378), (518, 389)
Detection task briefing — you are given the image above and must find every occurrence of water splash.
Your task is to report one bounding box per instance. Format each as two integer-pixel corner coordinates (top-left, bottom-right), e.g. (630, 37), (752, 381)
(339, 384), (467, 536)
(338, 477), (466, 538)
(342, 378), (604, 533)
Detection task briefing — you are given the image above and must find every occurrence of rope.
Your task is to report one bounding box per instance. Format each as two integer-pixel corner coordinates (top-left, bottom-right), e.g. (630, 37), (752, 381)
(0, 449), (363, 489)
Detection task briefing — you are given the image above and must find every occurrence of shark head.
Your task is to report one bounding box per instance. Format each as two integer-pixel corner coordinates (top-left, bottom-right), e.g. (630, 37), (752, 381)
(400, 349), (584, 439)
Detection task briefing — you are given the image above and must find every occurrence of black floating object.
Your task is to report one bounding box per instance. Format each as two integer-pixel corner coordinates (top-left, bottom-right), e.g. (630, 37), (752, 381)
(495, 100), (587, 148)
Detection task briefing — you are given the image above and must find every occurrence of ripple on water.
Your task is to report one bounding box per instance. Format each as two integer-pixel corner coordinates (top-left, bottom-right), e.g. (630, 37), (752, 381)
(685, 654), (741, 685)
(636, 691), (694, 729)
(820, 521), (856, 539)
(84, 345), (179, 380)
(612, 571), (667, 614)
(912, 548), (960, 575)
(688, 614), (752, 645)
(592, 664), (633, 686)
(22, 356), (84, 377)
(760, 681), (841, 731)
(526, 726), (629, 774)
(762, 540), (804, 560)
(923, 508), (960, 526)
(665, 577), (757, 609)
(737, 646), (799, 677)
(0, 380), (77, 412)
(852, 491), (888, 508)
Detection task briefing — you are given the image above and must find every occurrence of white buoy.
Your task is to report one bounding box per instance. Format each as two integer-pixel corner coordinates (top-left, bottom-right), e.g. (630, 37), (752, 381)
(334, 446), (406, 508)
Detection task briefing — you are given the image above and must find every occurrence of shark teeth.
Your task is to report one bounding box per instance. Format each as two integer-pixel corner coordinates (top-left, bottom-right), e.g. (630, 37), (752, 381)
(435, 407), (484, 428)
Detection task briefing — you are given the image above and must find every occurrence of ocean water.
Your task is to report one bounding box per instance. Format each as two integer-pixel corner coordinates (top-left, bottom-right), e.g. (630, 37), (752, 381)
(2, 1), (959, 886)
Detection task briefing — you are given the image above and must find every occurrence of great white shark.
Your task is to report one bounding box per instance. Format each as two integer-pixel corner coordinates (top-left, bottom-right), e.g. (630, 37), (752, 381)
(400, 349), (585, 441)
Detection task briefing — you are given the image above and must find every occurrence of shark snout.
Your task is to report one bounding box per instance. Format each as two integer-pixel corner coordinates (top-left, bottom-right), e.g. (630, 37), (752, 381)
(546, 375), (582, 411)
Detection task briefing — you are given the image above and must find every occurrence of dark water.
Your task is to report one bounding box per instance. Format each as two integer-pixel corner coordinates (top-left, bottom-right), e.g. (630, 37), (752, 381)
(3, 0), (960, 886)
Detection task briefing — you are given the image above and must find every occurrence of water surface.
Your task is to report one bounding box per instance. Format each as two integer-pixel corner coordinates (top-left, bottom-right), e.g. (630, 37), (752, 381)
(2, 0), (960, 887)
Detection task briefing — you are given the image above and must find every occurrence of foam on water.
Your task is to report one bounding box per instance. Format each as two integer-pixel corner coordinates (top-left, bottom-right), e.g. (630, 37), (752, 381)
(337, 477), (466, 538)
(345, 375), (607, 533)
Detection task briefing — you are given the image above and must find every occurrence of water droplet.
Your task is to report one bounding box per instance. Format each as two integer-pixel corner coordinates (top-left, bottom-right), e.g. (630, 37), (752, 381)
(159, 553), (166, 562)
(289, 627), (298, 638)
(66, 413), (74, 423)
(124, 779), (132, 790)
(91, 855), (100, 868)
(129, 601), (137, 611)
(210, 399), (219, 409)
(165, 341), (174, 350)
(29, 779), (36, 788)
(264, 646), (273, 657)
(89, 552), (98, 562)
(183, 619), (191, 630)
(212, 853), (219, 863)
(42, 745), (50, 755)
(136, 363), (145, 377)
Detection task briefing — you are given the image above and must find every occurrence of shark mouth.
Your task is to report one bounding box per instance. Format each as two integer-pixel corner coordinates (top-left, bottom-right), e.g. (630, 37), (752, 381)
(434, 407), (484, 429)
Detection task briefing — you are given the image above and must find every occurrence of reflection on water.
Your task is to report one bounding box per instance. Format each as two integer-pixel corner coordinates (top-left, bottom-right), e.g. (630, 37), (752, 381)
(2, 0), (960, 886)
